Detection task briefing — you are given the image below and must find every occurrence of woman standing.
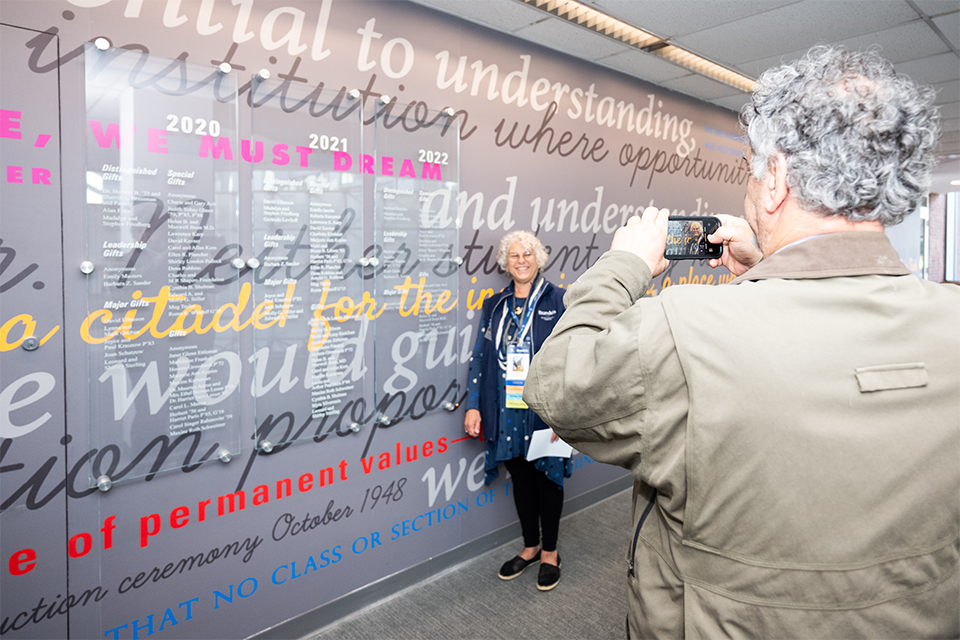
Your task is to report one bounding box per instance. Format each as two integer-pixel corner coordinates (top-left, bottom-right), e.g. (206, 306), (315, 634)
(464, 230), (572, 591)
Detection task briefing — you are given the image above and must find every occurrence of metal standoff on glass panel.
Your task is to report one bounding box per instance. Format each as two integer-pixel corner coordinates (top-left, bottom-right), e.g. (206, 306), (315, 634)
(97, 476), (112, 492)
(347, 89), (360, 100)
(230, 257), (246, 269)
(442, 107), (455, 117)
(21, 336), (39, 351)
(246, 258), (260, 269)
(260, 441), (274, 453)
(218, 449), (233, 464)
(443, 402), (456, 411)
(348, 422), (361, 433)
(377, 414), (391, 426)
(218, 62), (232, 74)
(80, 261), (95, 274)
(256, 69), (270, 81)
(94, 37), (111, 51)
(378, 94), (391, 105)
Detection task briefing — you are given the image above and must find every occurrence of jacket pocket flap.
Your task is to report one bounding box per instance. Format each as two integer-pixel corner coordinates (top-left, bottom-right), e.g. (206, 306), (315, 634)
(855, 363), (928, 392)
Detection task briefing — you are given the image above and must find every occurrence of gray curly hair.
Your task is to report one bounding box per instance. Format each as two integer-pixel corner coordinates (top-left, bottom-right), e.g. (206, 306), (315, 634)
(496, 231), (549, 271)
(742, 46), (940, 226)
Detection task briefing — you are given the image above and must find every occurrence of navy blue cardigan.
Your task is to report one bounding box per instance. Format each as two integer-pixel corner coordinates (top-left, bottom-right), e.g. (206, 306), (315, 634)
(465, 278), (565, 443)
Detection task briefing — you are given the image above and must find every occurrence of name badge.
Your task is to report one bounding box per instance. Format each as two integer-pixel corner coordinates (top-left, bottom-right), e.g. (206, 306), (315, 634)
(505, 344), (530, 409)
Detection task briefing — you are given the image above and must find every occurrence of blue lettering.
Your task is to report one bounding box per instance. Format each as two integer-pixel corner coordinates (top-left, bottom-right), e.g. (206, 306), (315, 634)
(178, 598), (198, 620)
(213, 586), (233, 609)
(131, 615), (154, 639)
(238, 578), (257, 597)
(158, 608), (177, 631)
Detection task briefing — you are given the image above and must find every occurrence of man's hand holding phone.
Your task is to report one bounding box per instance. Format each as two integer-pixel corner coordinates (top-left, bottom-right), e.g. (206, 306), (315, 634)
(706, 214), (763, 276)
(611, 206), (670, 277)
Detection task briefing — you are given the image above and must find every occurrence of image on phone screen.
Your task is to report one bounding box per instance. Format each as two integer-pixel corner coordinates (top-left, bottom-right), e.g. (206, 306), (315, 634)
(665, 216), (722, 260)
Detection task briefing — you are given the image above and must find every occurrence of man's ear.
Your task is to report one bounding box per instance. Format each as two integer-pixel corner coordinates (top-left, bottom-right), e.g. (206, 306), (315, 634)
(763, 153), (789, 213)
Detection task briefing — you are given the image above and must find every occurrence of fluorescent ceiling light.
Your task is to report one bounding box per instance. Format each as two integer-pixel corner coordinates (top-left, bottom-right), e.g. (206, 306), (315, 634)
(517, 0), (758, 93)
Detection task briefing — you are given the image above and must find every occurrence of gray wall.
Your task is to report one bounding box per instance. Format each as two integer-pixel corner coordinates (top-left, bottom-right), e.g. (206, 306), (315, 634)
(0, 1), (747, 638)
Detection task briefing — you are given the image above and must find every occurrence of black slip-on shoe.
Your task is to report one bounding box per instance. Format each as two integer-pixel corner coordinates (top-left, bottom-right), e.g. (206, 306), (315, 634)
(498, 551), (541, 580)
(536, 555), (561, 591)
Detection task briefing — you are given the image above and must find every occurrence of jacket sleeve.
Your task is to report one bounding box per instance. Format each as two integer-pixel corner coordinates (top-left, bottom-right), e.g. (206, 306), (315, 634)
(524, 251), (688, 478)
(465, 323), (485, 412)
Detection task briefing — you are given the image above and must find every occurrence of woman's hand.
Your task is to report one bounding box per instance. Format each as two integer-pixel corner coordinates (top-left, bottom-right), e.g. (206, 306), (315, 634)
(550, 429), (560, 443)
(464, 409), (482, 438)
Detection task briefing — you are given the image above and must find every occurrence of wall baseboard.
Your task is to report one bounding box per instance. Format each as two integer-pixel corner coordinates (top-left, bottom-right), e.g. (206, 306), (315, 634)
(248, 474), (633, 640)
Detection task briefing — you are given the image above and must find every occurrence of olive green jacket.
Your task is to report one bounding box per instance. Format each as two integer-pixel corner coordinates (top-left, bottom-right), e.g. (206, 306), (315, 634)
(525, 232), (960, 639)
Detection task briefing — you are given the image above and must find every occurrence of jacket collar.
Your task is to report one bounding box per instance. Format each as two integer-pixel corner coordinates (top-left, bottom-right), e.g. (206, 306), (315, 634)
(731, 232), (910, 284)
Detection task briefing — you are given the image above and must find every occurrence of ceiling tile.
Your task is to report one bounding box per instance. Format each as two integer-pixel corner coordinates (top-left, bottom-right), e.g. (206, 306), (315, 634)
(710, 93), (753, 114)
(941, 116), (960, 134)
(931, 12), (960, 49)
(937, 100), (960, 119)
(512, 17), (632, 60)
(660, 74), (745, 100)
(894, 52), (960, 85)
(912, 1), (960, 17)
(588, 0), (795, 39)
(840, 20), (951, 63)
(931, 78), (960, 100)
(594, 50), (693, 83)
(405, 0), (545, 33)
(676, 0), (919, 65)
(938, 129), (959, 149)
(739, 21), (950, 78)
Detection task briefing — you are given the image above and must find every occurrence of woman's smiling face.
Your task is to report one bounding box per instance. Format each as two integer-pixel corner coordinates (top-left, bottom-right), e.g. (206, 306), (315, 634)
(506, 241), (538, 286)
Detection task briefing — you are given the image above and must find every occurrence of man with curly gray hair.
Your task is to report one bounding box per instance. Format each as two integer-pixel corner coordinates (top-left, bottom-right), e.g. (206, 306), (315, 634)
(526, 47), (959, 638)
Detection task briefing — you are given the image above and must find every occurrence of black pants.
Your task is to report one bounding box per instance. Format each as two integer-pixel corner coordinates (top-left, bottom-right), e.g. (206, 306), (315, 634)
(503, 457), (564, 552)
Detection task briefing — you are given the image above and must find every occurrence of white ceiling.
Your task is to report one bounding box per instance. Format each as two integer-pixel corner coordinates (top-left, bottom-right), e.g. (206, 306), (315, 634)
(408, 0), (960, 192)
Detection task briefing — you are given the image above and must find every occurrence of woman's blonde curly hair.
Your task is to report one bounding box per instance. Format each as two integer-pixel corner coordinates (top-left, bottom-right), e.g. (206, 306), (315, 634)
(496, 231), (549, 272)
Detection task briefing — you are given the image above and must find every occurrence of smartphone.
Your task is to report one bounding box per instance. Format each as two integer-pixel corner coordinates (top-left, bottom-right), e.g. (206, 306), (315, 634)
(665, 216), (723, 260)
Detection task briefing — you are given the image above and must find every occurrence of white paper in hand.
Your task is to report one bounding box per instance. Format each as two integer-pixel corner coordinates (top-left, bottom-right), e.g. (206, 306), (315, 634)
(525, 429), (574, 461)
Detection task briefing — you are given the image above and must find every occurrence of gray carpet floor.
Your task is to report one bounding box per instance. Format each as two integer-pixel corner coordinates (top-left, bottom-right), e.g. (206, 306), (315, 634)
(306, 488), (632, 640)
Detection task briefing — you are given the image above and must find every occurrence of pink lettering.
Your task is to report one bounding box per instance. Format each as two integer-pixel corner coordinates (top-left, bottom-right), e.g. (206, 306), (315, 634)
(242, 140), (264, 163)
(147, 128), (168, 154)
(34, 134), (51, 148)
(272, 143), (289, 166)
(333, 151), (352, 171)
(88, 121), (133, 149)
(31, 168), (51, 185)
(1, 110), (21, 139)
(361, 154), (374, 174)
(198, 135), (233, 159)
(422, 162), (442, 181)
(294, 145), (312, 168)
(399, 159), (415, 178)
(6, 166), (23, 183)
(381, 156), (394, 176)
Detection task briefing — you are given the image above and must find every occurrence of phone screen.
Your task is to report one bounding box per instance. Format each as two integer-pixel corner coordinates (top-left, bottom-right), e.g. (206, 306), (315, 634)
(665, 216), (722, 260)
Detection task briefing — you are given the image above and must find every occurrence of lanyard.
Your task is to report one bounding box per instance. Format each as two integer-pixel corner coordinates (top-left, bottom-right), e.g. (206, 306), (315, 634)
(495, 276), (545, 369)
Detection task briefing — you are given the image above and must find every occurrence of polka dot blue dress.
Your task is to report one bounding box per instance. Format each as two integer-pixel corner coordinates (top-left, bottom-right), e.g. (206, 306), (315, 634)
(466, 301), (572, 488)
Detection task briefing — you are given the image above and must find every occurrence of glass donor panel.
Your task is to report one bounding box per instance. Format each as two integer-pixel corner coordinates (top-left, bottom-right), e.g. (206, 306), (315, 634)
(83, 44), (241, 484)
(248, 78), (364, 449)
(373, 104), (461, 422)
